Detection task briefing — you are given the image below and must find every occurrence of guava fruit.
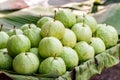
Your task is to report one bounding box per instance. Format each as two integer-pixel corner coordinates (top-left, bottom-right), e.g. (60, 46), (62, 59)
(55, 10), (76, 28)
(30, 48), (43, 62)
(7, 34), (31, 57)
(76, 14), (97, 33)
(7, 26), (23, 36)
(39, 57), (66, 77)
(0, 51), (12, 70)
(61, 28), (76, 48)
(40, 20), (65, 39)
(38, 37), (63, 58)
(0, 26), (9, 49)
(61, 47), (78, 70)
(37, 17), (53, 28)
(71, 23), (92, 43)
(13, 52), (39, 74)
(30, 48), (39, 57)
(90, 37), (106, 54)
(74, 41), (95, 62)
(96, 25), (118, 48)
(21, 24), (37, 31)
(23, 27), (41, 47)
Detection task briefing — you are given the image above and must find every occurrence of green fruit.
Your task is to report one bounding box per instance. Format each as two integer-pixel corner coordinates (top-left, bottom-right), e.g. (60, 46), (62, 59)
(39, 37), (63, 58)
(0, 51), (12, 70)
(61, 47), (78, 70)
(76, 14), (97, 33)
(71, 23), (92, 43)
(7, 28), (23, 37)
(37, 17), (53, 28)
(7, 35), (31, 57)
(40, 20), (65, 39)
(30, 48), (39, 57)
(55, 10), (76, 28)
(21, 24), (37, 31)
(23, 27), (41, 47)
(90, 37), (106, 54)
(96, 25), (118, 48)
(13, 52), (39, 74)
(0, 31), (9, 49)
(74, 41), (95, 62)
(39, 57), (66, 77)
(61, 28), (76, 48)
(30, 48), (43, 62)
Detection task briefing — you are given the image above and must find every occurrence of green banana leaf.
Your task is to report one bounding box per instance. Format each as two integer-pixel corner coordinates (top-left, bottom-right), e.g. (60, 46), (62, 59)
(0, 6), (54, 31)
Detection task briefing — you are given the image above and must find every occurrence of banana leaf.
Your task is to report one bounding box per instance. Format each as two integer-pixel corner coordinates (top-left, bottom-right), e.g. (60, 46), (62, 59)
(0, 5), (54, 31)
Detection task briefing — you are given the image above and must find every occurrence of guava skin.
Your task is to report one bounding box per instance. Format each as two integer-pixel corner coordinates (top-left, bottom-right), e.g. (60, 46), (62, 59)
(37, 17), (53, 28)
(40, 20), (65, 39)
(39, 57), (66, 77)
(30, 48), (39, 57)
(0, 31), (9, 49)
(30, 48), (43, 62)
(38, 37), (63, 58)
(0, 51), (12, 70)
(96, 25), (118, 48)
(61, 47), (78, 70)
(21, 24), (37, 31)
(76, 14), (97, 33)
(7, 35), (31, 57)
(71, 23), (92, 43)
(55, 10), (76, 28)
(13, 52), (39, 74)
(61, 28), (76, 48)
(23, 28), (41, 47)
(7, 29), (23, 37)
(90, 37), (106, 54)
(74, 41), (95, 62)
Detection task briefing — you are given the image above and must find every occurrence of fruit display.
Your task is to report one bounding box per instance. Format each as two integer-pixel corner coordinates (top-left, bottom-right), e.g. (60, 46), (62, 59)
(0, 9), (119, 79)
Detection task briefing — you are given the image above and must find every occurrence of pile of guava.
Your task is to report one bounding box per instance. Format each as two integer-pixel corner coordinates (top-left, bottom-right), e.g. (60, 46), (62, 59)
(0, 9), (118, 78)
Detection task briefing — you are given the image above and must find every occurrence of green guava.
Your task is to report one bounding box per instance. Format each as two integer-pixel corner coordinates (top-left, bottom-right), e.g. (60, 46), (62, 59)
(0, 51), (12, 70)
(96, 25), (118, 48)
(30, 48), (39, 57)
(61, 28), (76, 48)
(55, 10), (76, 28)
(23, 27), (41, 47)
(39, 57), (66, 77)
(76, 14), (97, 33)
(74, 41), (95, 62)
(0, 31), (9, 49)
(37, 17), (53, 28)
(71, 23), (92, 43)
(30, 48), (43, 62)
(21, 24), (37, 31)
(13, 52), (39, 74)
(90, 37), (106, 54)
(40, 20), (65, 39)
(7, 28), (23, 37)
(61, 47), (78, 70)
(38, 37), (63, 58)
(7, 34), (31, 57)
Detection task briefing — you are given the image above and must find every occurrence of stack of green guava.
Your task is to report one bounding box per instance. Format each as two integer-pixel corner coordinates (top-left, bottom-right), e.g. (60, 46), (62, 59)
(0, 10), (118, 78)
